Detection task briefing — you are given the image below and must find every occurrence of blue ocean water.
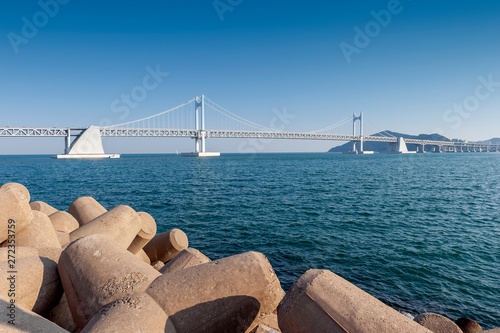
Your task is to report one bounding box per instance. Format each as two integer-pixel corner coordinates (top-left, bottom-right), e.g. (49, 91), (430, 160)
(1, 152), (498, 328)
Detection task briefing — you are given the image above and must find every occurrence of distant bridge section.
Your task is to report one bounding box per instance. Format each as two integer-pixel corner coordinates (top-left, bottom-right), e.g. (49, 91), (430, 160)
(1, 95), (499, 157)
(0, 127), (71, 137)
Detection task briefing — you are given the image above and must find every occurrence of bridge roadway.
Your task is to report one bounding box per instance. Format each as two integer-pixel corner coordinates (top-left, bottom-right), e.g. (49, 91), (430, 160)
(1, 126), (498, 151)
(101, 128), (499, 151)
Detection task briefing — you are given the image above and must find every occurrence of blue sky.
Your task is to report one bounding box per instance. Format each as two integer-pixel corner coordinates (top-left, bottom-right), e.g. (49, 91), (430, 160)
(1, 0), (500, 154)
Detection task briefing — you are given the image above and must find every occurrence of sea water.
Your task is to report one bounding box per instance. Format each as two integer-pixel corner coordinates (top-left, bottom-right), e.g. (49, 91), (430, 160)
(1, 152), (498, 328)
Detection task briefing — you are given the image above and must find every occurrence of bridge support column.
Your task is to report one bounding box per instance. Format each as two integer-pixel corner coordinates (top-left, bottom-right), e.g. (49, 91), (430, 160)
(201, 132), (206, 153)
(359, 112), (364, 152)
(195, 101), (200, 153)
(201, 95), (206, 153)
(387, 137), (415, 154)
(65, 130), (71, 154)
(55, 126), (119, 159)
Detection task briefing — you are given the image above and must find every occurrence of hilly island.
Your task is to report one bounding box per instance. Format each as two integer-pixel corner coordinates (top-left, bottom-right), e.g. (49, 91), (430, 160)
(328, 131), (500, 153)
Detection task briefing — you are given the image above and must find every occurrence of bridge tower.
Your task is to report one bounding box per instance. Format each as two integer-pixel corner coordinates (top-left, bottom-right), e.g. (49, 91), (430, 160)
(181, 95), (220, 157)
(347, 113), (364, 153)
(353, 112), (364, 152)
(346, 112), (373, 154)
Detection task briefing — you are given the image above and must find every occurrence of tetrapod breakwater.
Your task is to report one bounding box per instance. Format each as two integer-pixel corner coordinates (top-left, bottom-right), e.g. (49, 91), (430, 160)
(0, 182), (496, 332)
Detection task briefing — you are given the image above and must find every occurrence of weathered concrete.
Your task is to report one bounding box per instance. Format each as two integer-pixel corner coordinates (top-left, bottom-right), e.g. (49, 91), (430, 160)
(0, 294), (68, 333)
(38, 247), (63, 264)
(0, 246), (38, 261)
(159, 248), (211, 274)
(127, 211), (157, 255)
(147, 251), (284, 333)
(255, 313), (281, 332)
(253, 324), (281, 333)
(0, 256), (63, 316)
(1, 182), (30, 202)
(68, 196), (107, 226)
(16, 210), (61, 250)
(69, 205), (142, 249)
(47, 293), (77, 333)
(56, 231), (71, 248)
(0, 187), (33, 243)
(49, 211), (80, 233)
(414, 313), (463, 333)
(135, 248), (151, 265)
(58, 234), (162, 330)
(143, 229), (189, 263)
(30, 200), (59, 216)
(456, 318), (483, 333)
(81, 293), (171, 333)
(278, 269), (432, 333)
(151, 260), (165, 271)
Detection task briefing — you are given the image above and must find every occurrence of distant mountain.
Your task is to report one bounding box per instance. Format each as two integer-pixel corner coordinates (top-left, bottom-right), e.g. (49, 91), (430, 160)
(328, 130), (451, 153)
(476, 138), (500, 145)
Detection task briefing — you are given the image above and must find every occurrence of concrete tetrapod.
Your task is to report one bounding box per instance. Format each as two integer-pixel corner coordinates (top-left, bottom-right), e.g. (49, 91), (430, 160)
(58, 234), (162, 330)
(68, 196), (107, 226)
(69, 205), (142, 249)
(456, 317), (483, 333)
(0, 187), (32, 243)
(30, 200), (59, 216)
(47, 293), (77, 333)
(49, 211), (80, 233)
(56, 231), (71, 248)
(0, 246), (38, 261)
(151, 260), (165, 271)
(253, 324), (280, 333)
(0, 294), (68, 333)
(16, 210), (61, 250)
(0, 182), (30, 202)
(135, 248), (151, 264)
(0, 256), (63, 316)
(143, 229), (188, 263)
(255, 313), (280, 332)
(414, 313), (463, 333)
(277, 269), (432, 333)
(146, 251), (285, 333)
(38, 247), (63, 263)
(127, 211), (157, 255)
(82, 293), (171, 333)
(159, 248), (211, 274)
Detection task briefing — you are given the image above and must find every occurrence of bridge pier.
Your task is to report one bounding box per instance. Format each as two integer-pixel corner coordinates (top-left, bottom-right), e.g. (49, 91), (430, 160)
(387, 137), (416, 154)
(55, 126), (119, 159)
(65, 130), (71, 154)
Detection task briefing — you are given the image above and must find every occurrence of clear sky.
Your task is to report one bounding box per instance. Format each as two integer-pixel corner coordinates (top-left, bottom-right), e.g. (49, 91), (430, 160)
(1, 0), (500, 154)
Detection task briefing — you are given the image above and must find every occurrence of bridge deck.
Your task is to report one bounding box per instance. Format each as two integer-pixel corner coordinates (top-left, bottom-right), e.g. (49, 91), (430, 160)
(0, 127), (498, 150)
(100, 128), (498, 148)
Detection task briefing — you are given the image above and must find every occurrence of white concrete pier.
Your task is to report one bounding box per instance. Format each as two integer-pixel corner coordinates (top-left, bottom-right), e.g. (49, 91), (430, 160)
(54, 126), (120, 159)
(181, 152), (221, 157)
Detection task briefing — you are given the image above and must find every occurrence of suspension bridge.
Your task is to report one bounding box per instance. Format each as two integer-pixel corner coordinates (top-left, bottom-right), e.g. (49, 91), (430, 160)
(1, 95), (498, 158)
